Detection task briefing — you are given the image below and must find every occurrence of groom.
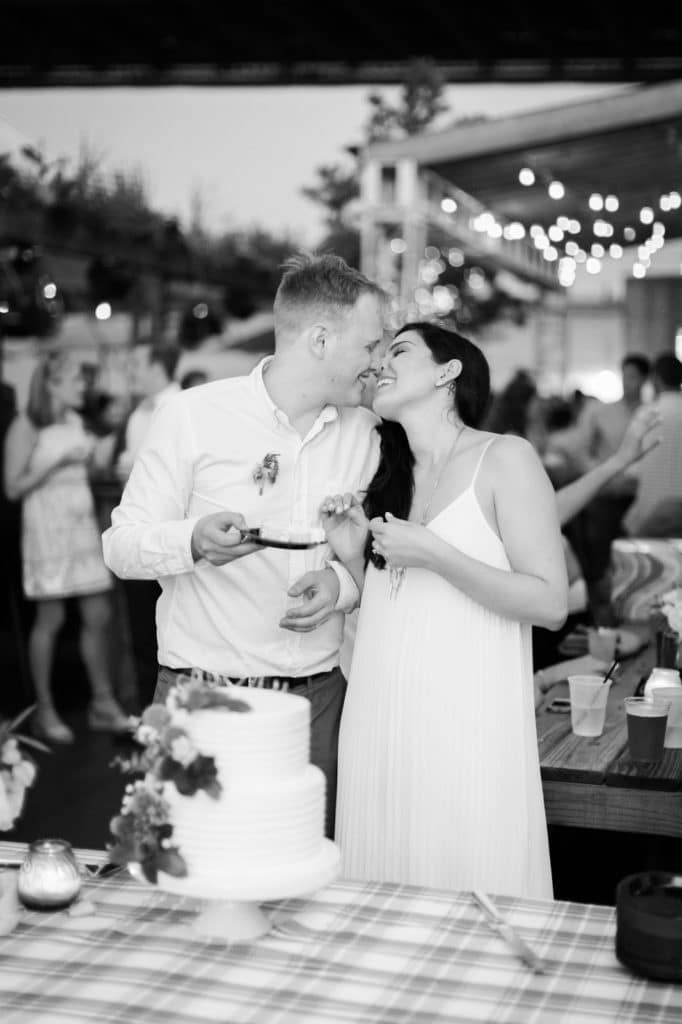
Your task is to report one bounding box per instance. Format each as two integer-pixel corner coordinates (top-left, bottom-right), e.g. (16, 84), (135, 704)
(102, 253), (386, 837)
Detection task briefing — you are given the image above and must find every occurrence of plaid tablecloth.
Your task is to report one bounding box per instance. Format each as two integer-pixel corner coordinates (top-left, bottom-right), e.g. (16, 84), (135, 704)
(1, 852), (681, 1023)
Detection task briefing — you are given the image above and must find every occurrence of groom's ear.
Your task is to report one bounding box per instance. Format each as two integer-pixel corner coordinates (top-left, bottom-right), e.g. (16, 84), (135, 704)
(435, 359), (463, 387)
(309, 323), (328, 359)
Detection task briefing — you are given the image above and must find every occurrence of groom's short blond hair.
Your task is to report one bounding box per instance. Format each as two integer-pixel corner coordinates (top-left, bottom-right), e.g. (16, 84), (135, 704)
(273, 253), (385, 345)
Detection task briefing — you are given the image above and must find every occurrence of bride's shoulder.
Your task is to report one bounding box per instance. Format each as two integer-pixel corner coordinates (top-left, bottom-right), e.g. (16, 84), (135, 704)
(478, 431), (542, 475)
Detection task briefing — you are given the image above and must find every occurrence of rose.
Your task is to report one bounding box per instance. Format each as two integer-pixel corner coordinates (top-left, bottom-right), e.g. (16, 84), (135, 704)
(169, 735), (197, 767)
(12, 759), (36, 788)
(660, 588), (682, 635)
(0, 738), (21, 766)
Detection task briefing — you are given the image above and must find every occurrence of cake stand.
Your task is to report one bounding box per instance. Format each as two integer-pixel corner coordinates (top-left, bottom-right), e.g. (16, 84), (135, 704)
(129, 839), (340, 942)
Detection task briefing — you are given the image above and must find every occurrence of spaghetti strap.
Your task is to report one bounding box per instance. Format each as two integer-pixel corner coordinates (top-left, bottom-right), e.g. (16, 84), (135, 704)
(470, 438), (497, 489)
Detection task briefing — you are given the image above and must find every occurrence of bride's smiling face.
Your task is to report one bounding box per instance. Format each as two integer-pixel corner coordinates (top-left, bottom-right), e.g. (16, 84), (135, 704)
(372, 330), (448, 419)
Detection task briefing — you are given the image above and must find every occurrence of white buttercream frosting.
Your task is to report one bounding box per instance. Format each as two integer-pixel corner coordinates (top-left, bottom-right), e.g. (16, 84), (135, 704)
(161, 688), (334, 897)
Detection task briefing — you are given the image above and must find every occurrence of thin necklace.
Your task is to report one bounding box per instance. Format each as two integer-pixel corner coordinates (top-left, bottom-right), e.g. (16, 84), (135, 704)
(418, 422), (467, 525)
(388, 422), (466, 599)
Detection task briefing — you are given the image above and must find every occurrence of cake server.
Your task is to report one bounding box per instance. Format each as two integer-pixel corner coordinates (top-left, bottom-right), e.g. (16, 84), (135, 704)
(471, 890), (547, 974)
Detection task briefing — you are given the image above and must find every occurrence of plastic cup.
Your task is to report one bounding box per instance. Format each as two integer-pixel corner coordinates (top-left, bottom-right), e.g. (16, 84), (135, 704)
(588, 628), (617, 663)
(568, 674), (612, 737)
(624, 696), (671, 764)
(657, 687), (682, 749)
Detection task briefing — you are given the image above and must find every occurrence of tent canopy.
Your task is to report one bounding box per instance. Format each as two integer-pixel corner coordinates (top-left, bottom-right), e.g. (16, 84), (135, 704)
(2, 2), (682, 86)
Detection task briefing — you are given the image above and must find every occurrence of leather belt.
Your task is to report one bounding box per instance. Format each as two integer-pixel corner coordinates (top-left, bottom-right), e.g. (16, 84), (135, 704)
(160, 665), (332, 692)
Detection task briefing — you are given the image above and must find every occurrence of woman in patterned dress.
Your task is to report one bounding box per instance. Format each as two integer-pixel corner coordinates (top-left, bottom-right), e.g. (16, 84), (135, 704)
(4, 352), (128, 743)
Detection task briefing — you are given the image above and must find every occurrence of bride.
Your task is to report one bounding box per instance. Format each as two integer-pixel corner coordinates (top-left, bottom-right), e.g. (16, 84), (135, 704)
(323, 322), (568, 897)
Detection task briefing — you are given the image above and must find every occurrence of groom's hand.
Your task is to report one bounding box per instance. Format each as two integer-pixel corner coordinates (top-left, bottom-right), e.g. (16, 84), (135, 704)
(191, 510), (260, 565)
(280, 569), (340, 632)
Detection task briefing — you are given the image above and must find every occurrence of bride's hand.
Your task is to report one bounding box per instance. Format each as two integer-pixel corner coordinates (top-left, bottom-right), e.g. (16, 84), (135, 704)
(320, 493), (369, 564)
(369, 513), (436, 570)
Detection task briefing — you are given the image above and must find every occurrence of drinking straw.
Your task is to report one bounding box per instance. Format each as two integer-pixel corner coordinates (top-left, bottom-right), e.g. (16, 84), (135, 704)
(603, 660), (620, 685)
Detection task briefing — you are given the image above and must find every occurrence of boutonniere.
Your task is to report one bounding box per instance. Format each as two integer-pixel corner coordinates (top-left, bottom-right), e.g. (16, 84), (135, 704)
(253, 452), (280, 495)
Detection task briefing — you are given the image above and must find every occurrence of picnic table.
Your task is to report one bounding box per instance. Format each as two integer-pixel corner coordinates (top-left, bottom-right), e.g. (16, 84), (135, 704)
(1, 840), (681, 1023)
(536, 627), (682, 837)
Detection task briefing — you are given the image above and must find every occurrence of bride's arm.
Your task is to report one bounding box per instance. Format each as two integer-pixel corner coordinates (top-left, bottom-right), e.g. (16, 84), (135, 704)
(371, 436), (568, 630)
(321, 493), (369, 593)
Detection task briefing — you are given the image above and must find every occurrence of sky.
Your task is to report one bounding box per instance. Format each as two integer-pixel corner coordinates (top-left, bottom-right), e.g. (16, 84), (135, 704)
(0, 82), (628, 245)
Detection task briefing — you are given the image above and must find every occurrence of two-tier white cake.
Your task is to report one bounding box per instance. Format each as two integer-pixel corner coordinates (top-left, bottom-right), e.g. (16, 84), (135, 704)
(157, 687), (339, 900)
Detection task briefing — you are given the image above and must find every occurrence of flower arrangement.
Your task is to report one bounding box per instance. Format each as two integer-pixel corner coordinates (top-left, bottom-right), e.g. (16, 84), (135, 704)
(660, 587), (682, 637)
(0, 706), (46, 832)
(109, 679), (250, 883)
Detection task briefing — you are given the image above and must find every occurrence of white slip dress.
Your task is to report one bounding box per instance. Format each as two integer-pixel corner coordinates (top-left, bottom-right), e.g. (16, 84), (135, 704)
(336, 439), (553, 897)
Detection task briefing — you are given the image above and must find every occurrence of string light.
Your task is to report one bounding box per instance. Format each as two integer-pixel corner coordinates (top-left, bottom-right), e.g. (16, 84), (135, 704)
(593, 220), (614, 238)
(586, 257), (602, 274)
(548, 180), (565, 200)
(519, 168), (535, 185)
(604, 195), (619, 212)
(639, 207), (654, 224)
(440, 197), (457, 214)
(589, 193), (604, 211)
(632, 263), (647, 278)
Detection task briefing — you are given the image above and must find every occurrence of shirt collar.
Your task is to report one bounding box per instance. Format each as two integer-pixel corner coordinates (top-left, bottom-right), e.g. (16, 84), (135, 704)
(250, 356), (339, 431)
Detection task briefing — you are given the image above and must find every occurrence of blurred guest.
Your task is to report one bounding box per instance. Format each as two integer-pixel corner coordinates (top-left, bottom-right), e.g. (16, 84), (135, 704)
(576, 354), (650, 471)
(573, 354), (650, 586)
(527, 395), (584, 488)
(89, 392), (131, 483)
(483, 368), (536, 437)
(114, 341), (181, 708)
(116, 342), (181, 481)
(3, 352), (128, 742)
(570, 388), (591, 421)
(624, 352), (682, 536)
(180, 369), (209, 390)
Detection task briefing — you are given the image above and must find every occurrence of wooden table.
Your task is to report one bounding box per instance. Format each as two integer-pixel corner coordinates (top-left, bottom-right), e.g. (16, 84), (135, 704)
(536, 629), (682, 838)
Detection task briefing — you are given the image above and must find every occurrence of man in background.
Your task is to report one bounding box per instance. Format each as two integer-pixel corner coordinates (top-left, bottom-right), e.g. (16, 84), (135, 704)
(574, 353), (650, 592)
(116, 342), (181, 480)
(624, 352), (682, 537)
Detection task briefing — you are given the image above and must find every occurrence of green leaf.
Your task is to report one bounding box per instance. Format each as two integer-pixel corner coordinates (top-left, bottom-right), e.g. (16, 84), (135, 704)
(157, 848), (187, 878)
(7, 705), (37, 734)
(14, 733), (50, 754)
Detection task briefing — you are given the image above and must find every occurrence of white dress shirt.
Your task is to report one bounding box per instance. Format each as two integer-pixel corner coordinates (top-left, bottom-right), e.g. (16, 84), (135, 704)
(102, 359), (380, 676)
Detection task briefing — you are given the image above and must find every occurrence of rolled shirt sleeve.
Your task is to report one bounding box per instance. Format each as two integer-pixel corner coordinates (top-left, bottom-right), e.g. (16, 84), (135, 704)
(326, 558), (361, 613)
(102, 395), (199, 579)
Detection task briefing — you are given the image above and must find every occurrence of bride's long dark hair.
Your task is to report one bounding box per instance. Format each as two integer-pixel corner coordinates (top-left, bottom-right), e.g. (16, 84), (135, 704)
(364, 321), (491, 569)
